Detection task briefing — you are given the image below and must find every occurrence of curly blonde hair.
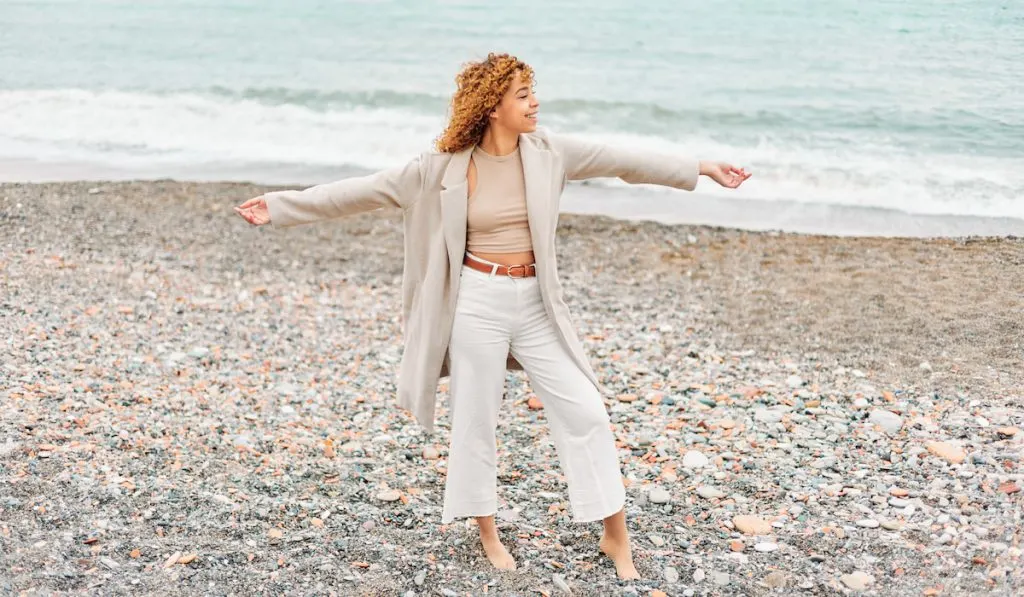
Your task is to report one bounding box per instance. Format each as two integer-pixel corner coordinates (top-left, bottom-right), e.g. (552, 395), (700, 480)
(434, 53), (534, 153)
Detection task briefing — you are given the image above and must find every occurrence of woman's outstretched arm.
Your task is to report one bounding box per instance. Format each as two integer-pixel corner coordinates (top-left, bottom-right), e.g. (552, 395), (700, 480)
(235, 155), (427, 228)
(543, 129), (750, 191)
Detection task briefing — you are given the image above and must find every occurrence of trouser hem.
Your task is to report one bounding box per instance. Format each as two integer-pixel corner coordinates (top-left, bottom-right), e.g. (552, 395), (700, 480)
(570, 494), (627, 523)
(441, 499), (498, 524)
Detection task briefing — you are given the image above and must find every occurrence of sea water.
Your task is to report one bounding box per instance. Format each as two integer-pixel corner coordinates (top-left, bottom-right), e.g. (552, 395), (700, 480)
(2, 0), (1021, 235)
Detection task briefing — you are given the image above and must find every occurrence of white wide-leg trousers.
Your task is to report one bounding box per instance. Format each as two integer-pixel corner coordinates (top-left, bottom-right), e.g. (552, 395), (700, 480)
(440, 257), (626, 524)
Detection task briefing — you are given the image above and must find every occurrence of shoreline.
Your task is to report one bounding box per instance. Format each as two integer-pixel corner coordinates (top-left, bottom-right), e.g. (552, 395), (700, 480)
(560, 184), (1024, 239)
(3, 179), (1022, 396)
(2, 162), (1022, 239)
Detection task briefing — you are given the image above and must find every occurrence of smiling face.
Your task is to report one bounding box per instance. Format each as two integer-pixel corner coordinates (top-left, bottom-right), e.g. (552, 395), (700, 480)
(489, 71), (539, 134)
(435, 53), (536, 153)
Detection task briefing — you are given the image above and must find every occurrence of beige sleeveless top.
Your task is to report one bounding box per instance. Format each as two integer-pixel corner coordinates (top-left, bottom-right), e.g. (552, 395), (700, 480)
(466, 145), (533, 254)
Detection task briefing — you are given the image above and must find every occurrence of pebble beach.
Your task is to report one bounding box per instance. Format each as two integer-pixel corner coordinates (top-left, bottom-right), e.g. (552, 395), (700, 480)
(2, 180), (1022, 596)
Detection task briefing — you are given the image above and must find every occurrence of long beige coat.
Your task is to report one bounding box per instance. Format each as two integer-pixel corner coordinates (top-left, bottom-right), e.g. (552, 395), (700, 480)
(263, 127), (700, 433)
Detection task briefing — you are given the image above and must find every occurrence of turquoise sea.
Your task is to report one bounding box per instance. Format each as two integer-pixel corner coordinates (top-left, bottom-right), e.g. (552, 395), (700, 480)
(2, 0), (1022, 234)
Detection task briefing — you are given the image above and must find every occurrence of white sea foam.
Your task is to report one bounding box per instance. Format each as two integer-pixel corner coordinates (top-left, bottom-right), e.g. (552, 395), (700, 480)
(2, 88), (1022, 220)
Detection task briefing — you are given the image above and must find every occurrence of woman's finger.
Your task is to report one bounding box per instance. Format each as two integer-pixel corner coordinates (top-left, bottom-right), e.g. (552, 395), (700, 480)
(238, 196), (263, 209)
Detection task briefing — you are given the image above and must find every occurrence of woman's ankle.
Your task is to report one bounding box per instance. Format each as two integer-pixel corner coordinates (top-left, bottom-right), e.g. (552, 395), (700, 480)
(475, 515), (498, 537)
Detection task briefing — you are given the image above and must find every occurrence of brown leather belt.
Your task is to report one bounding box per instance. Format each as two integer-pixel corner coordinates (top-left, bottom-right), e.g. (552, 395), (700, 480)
(462, 254), (537, 278)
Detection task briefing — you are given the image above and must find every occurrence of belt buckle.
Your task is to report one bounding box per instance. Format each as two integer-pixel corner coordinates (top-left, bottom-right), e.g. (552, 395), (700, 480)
(505, 264), (528, 278)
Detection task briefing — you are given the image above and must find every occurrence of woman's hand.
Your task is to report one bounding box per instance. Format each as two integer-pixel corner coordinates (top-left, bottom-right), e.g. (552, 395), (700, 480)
(235, 195), (271, 226)
(699, 161), (752, 189)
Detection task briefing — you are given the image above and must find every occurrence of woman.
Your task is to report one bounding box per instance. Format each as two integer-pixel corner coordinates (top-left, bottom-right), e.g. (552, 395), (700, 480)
(235, 52), (750, 580)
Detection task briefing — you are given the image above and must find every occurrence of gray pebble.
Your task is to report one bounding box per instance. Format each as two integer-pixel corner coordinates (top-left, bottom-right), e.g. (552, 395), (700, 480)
(754, 408), (785, 424)
(840, 571), (874, 590)
(188, 346), (210, 359)
(552, 573), (571, 594)
(763, 571), (788, 588)
(697, 486), (726, 500)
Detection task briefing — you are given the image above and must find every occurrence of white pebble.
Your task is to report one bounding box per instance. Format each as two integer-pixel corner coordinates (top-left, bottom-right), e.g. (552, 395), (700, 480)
(376, 489), (401, 502)
(683, 450), (710, 469)
(868, 409), (904, 434)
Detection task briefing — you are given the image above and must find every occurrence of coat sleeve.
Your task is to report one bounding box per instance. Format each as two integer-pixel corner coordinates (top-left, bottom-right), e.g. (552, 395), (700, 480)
(264, 154), (427, 228)
(545, 130), (700, 191)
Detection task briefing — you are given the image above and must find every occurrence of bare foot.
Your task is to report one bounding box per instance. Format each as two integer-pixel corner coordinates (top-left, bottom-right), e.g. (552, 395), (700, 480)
(599, 535), (640, 580)
(475, 516), (516, 570)
(480, 533), (516, 570)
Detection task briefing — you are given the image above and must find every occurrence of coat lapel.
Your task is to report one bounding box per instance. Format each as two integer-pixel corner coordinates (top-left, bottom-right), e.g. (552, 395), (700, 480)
(439, 147), (473, 278)
(518, 134), (552, 272)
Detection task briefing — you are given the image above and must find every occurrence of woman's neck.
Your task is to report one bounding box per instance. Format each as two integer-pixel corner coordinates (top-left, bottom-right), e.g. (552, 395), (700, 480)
(477, 126), (520, 157)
